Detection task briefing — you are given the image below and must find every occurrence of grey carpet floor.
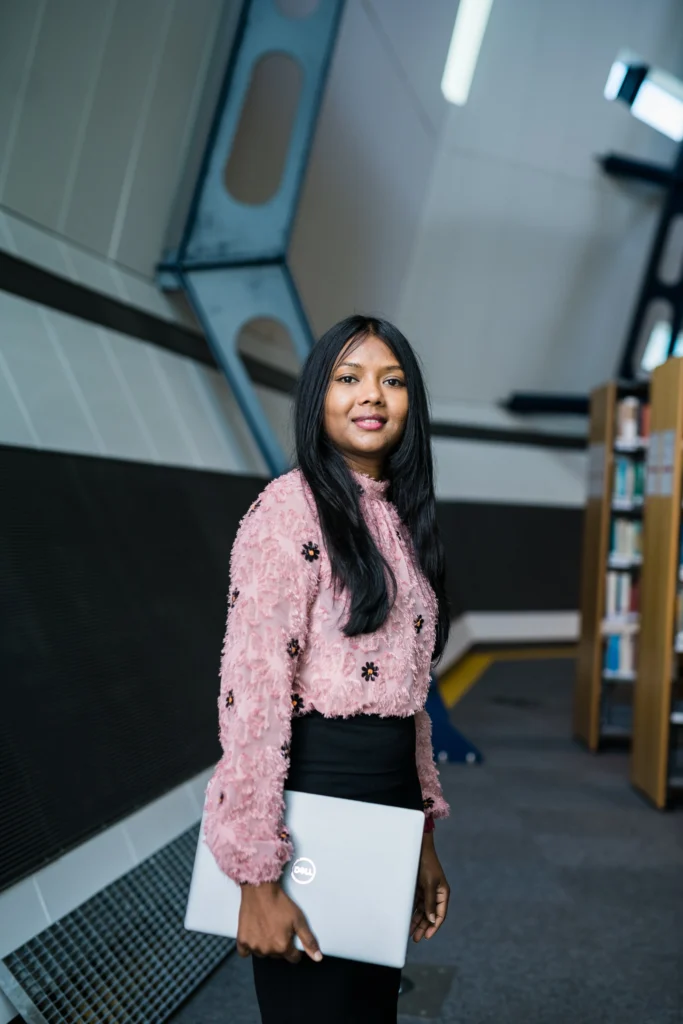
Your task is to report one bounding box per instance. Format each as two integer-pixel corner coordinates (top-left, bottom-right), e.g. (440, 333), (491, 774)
(170, 657), (683, 1024)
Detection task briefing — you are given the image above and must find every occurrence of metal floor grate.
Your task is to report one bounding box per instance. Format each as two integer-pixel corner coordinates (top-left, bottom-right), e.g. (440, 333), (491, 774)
(0, 825), (232, 1024)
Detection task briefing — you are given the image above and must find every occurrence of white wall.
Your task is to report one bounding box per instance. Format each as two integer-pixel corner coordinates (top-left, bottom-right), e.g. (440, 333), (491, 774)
(399, 0), (683, 406)
(0, 0), (244, 333)
(0, 288), (283, 475)
(290, 0), (458, 333)
(0, 0), (240, 276)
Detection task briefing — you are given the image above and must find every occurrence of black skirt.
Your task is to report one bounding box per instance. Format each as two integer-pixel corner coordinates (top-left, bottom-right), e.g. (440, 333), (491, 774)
(252, 711), (423, 1024)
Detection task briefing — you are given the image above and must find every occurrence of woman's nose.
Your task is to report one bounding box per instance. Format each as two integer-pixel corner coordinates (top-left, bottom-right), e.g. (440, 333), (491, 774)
(359, 381), (382, 403)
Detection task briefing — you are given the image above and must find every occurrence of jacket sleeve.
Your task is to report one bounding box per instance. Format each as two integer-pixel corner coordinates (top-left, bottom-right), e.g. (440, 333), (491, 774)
(203, 494), (317, 884)
(415, 709), (450, 821)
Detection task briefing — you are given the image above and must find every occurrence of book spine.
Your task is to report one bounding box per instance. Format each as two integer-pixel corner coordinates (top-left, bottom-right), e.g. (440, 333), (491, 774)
(606, 572), (617, 618)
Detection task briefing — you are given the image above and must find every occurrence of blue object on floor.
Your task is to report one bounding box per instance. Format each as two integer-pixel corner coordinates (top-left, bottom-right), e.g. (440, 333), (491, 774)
(426, 674), (483, 764)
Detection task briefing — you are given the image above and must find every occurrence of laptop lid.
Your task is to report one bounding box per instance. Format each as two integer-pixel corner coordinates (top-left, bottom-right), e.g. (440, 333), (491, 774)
(185, 789), (424, 968)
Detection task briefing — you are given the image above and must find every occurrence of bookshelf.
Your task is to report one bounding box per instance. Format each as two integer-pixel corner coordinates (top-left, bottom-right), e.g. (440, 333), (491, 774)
(574, 382), (650, 751)
(631, 356), (683, 807)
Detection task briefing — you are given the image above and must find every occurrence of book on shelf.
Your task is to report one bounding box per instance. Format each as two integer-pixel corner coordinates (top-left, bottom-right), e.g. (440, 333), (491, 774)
(615, 396), (650, 445)
(609, 518), (642, 561)
(603, 633), (637, 675)
(605, 571), (639, 619)
(612, 456), (645, 503)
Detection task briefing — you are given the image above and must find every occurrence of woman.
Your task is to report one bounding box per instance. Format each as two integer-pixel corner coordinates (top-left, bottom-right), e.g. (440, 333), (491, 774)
(204, 315), (450, 1023)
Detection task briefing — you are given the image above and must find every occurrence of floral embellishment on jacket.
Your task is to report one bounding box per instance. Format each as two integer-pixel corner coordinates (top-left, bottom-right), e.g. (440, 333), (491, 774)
(361, 661), (379, 682)
(247, 499), (262, 517)
(423, 797), (435, 811)
(225, 690), (235, 709)
(414, 614), (425, 634)
(291, 693), (305, 714)
(229, 589), (240, 609)
(219, 792), (225, 805)
(302, 541), (320, 562)
(287, 638), (301, 659)
(278, 828), (290, 842)
(281, 741), (290, 758)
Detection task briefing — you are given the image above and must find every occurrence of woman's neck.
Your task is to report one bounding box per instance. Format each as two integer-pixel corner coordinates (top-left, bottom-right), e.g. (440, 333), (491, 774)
(343, 456), (384, 481)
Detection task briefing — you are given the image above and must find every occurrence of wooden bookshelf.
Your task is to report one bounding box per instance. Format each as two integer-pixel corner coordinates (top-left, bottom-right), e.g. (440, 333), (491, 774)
(632, 356), (683, 807)
(574, 381), (649, 751)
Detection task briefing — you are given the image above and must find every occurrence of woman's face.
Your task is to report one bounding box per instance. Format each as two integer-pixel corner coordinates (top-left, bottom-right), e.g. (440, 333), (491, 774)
(324, 334), (408, 476)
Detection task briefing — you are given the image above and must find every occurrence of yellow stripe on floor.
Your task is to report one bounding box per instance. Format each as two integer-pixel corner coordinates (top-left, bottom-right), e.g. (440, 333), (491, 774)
(439, 653), (493, 708)
(438, 645), (577, 709)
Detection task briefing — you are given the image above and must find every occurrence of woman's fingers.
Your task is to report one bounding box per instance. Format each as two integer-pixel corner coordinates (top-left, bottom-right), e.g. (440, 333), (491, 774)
(236, 940), (251, 958)
(424, 882), (450, 939)
(293, 912), (323, 963)
(423, 877), (438, 927)
(283, 945), (302, 964)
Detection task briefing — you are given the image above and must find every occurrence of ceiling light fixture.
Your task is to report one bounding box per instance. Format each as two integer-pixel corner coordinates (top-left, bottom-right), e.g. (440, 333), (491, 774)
(605, 50), (683, 142)
(441, 0), (494, 106)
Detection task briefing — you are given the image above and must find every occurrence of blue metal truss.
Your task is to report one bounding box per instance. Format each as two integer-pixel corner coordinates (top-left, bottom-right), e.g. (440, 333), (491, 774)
(160, 0), (345, 475)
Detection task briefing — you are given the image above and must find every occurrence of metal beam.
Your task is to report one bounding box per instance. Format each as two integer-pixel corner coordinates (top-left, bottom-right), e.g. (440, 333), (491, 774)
(598, 152), (673, 188)
(161, 0), (345, 475)
(179, 0), (344, 268)
(619, 144), (683, 379)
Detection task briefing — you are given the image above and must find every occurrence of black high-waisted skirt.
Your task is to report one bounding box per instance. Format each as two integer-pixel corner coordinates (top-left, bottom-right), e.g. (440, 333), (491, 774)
(252, 711), (423, 1024)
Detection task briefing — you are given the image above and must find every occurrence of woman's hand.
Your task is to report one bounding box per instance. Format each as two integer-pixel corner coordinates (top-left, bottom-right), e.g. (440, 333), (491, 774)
(237, 882), (323, 963)
(411, 833), (450, 942)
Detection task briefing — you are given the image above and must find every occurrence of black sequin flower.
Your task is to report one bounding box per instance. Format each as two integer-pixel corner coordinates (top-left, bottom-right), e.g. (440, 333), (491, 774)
(247, 499), (262, 517)
(423, 797), (435, 811)
(229, 588), (240, 609)
(219, 792), (225, 805)
(291, 693), (305, 713)
(281, 741), (291, 758)
(279, 828), (290, 842)
(414, 615), (425, 634)
(225, 690), (235, 708)
(287, 638), (301, 659)
(361, 662), (379, 682)
(302, 541), (320, 562)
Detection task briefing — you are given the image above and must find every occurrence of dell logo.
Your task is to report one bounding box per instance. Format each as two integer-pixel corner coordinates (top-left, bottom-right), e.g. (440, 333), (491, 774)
(291, 857), (316, 885)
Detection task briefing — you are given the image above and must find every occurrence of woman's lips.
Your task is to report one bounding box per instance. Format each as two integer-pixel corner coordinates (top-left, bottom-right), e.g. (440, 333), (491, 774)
(353, 417), (386, 431)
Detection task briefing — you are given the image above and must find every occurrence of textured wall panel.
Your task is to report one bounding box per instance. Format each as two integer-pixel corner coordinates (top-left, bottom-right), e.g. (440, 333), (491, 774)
(0, 445), (262, 892)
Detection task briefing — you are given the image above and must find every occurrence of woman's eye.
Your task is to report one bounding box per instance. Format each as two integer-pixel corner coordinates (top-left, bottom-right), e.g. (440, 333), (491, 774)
(338, 375), (357, 384)
(385, 377), (405, 388)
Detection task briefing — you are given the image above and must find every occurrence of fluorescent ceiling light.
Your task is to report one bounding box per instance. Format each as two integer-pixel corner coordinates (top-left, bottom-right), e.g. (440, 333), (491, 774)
(604, 49), (641, 101)
(604, 60), (628, 101)
(631, 69), (683, 141)
(441, 0), (494, 106)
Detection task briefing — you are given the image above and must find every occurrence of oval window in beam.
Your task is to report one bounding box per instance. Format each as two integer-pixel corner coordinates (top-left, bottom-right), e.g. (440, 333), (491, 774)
(637, 299), (674, 373)
(237, 317), (300, 390)
(657, 213), (683, 286)
(225, 53), (303, 206)
(276, 0), (320, 17)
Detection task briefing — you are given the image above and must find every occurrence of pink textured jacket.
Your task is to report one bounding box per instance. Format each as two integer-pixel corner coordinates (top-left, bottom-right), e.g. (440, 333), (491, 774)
(204, 468), (449, 885)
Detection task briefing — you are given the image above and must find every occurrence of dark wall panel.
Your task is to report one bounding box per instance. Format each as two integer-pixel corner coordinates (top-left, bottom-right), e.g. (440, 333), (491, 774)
(438, 500), (582, 617)
(0, 445), (262, 893)
(0, 444), (582, 892)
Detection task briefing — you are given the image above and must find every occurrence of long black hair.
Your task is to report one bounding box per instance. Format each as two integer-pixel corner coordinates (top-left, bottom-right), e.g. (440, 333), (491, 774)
(294, 315), (449, 662)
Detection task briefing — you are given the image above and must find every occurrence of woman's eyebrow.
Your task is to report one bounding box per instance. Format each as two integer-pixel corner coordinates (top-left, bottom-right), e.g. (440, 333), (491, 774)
(337, 361), (403, 372)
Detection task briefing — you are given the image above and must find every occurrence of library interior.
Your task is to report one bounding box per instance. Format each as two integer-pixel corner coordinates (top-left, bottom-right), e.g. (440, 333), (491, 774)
(1, 1), (683, 1022)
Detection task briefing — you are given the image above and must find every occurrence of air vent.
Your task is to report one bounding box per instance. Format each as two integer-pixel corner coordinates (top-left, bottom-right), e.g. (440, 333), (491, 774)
(0, 825), (231, 1023)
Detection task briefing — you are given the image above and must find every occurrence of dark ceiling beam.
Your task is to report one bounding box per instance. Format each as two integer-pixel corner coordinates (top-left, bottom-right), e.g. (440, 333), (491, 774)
(598, 152), (673, 187)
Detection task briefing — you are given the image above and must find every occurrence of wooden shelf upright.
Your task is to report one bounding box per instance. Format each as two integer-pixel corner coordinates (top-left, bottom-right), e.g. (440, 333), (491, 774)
(574, 381), (649, 751)
(632, 356), (683, 808)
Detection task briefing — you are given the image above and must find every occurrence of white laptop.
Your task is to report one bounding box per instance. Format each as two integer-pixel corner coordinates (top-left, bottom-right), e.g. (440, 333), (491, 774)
(185, 789), (425, 968)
